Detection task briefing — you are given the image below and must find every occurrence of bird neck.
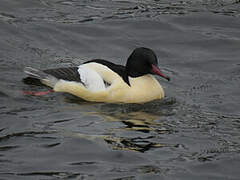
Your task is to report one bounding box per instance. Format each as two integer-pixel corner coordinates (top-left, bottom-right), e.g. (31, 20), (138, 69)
(122, 71), (130, 86)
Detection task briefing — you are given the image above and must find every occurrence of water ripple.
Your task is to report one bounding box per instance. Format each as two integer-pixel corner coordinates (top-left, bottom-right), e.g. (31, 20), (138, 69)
(2, 0), (239, 25)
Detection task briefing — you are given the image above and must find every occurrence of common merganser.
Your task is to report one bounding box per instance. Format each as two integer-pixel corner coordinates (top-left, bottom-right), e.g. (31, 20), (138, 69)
(24, 47), (170, 103)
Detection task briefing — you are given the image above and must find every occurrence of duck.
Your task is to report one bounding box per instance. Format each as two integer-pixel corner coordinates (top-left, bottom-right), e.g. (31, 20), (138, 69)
(24, 47), (170, 103)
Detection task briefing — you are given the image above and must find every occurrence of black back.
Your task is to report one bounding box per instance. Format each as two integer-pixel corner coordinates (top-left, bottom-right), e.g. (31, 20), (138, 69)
(43, 67), (81, 82)
(84, 59), (125, 77)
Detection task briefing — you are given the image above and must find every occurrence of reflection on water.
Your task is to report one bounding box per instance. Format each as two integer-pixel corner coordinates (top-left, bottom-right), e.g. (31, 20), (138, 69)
(63, 98), (177, 152)
(72, 132), (168, 153)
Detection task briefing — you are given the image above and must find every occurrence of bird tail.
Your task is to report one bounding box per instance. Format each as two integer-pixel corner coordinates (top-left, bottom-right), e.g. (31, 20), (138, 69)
(24, 67), (58, 88)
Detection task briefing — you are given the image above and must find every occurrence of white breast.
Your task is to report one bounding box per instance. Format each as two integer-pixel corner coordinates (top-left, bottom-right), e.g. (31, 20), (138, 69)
(78, 64), (106, 92)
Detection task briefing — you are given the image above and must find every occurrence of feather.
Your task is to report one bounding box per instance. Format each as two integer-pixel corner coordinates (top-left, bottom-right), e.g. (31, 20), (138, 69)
(78, 65), (106, 92)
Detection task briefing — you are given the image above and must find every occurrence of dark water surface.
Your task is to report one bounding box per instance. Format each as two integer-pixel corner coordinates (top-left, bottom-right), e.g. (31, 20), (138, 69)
(1, 0), (240, 179)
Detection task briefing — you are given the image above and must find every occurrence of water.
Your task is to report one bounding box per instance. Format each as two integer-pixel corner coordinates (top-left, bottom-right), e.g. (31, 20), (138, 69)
(1, 0), (240, 179)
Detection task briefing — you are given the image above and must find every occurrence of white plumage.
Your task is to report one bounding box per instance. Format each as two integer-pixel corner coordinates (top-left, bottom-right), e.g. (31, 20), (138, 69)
(78, 64), (106, 92)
